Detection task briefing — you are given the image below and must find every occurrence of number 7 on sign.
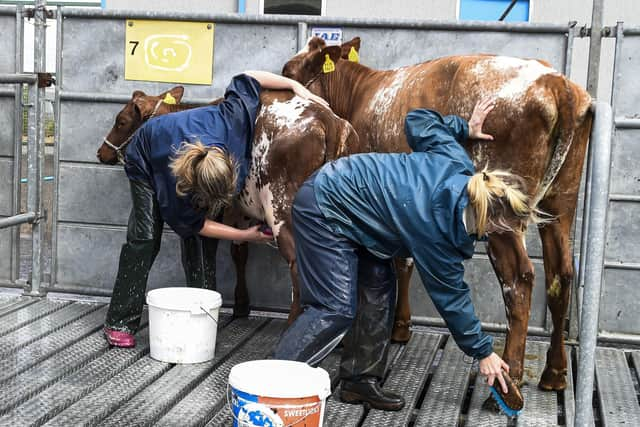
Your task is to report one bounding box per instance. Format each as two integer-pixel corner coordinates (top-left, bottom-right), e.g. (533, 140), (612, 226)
(129, 40), (139, 55)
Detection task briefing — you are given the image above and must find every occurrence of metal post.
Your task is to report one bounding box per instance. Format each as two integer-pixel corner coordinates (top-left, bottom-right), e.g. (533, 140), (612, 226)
(577, 0), (605, 330)
(13, 5), (25, 285)
(26, 0), (47, 296)
(586, 0), (603, 97)
(297, 22), (308, 52)
(574, 102), (612, 427)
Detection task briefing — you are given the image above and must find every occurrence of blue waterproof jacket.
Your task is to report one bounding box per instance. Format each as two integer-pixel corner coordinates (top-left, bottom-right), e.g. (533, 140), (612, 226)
(124, 74), (262, 238)
(313, 110), (493, 359)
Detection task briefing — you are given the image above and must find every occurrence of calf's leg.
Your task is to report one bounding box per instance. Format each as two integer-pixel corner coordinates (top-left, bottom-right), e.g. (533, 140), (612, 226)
(230, 242), (250, 317)
(487, 231), (534, 385)
(391, 258), (413, 343)
(276, 225), (303, 324)
(537, 219), (573, 390)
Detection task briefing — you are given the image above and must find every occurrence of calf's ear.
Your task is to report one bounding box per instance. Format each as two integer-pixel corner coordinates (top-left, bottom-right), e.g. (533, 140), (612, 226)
(304, 46), (342, 74)
(340, 37), (361, 59)
(307, 36), (327, 51)
(131, 90), (146, 101)
(159, 86), (184, 103)
(132, 96), (158, 119)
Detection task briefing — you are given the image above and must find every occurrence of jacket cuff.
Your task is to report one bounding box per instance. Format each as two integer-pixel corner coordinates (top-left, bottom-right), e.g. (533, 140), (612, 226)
(473, 337), (494, 360)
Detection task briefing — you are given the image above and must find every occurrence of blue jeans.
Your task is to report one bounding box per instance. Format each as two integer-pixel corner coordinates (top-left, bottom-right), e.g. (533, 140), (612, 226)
(273, 173), (396, 380)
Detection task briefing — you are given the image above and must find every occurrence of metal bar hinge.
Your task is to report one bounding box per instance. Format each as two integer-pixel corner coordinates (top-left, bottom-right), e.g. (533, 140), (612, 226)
(579, 26), (616, 38)
(25, 7), (54, 19)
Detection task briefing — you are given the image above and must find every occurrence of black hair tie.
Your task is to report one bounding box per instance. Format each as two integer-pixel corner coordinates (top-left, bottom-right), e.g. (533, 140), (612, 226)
(482, 171), (489, 181)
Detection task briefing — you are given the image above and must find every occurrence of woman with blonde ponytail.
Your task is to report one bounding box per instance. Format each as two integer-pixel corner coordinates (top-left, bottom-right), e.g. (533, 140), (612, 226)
(104, 71), (329, 348)
(275, 98), (536, 410)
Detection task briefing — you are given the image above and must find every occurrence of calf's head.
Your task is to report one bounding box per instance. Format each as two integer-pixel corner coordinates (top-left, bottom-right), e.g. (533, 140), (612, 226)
(281, 37), (361, 97)
(97, 86), (184, 165)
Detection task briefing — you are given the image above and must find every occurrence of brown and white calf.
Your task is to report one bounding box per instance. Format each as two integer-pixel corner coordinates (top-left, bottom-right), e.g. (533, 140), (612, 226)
(281, 36), (592, 393)
(98, 87), (366, 324)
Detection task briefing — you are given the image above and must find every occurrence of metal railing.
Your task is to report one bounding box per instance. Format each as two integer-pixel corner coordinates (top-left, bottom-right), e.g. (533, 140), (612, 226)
(0, 1), (48, 296)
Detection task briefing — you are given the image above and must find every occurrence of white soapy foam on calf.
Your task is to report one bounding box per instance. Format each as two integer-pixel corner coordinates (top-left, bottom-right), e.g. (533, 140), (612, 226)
(370, 69), (408, 118)
(266, 96), (312, 129)
(237, 100), (314, 237)
(472, 56), (557, 104)
(368, 69), (408, 140)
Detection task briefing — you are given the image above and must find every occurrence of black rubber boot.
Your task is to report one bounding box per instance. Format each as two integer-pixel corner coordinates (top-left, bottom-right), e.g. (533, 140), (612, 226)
(340, 377), (405, 411)
(340, 250), (397, 380)
(105, 180), (163, 334)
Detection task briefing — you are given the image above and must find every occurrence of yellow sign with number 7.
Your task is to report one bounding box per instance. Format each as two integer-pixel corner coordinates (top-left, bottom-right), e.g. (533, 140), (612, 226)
(125, 20), (214, 85)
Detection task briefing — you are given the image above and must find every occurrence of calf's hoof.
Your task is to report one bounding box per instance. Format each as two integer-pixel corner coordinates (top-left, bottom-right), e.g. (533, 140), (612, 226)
(482, 394), (502, 414)
(233, 303), (250, 318)
(538, 366), (567, 391)
(391, 319), (412, 343)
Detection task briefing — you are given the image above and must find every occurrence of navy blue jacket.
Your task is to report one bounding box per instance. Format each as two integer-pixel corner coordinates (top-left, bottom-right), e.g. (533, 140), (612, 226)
(313, 109), (493, 359)
(124, 74), (262, 238)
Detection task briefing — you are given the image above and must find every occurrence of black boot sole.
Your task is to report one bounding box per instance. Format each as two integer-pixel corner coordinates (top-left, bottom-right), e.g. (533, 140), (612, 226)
(340, 390), (405, 411)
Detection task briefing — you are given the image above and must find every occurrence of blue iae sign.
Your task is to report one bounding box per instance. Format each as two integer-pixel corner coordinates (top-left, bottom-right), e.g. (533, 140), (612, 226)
(310, 27), (342, 45)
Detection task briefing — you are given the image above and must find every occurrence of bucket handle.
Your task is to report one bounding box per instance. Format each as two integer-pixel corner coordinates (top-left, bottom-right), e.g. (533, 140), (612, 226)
(199, 306), (218, 325)
(225, 382), (321, 427)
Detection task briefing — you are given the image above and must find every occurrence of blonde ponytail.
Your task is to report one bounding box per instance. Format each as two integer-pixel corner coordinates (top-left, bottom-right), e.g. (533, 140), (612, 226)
(467, 168), (547, 236)
(170, 141), (237, 217)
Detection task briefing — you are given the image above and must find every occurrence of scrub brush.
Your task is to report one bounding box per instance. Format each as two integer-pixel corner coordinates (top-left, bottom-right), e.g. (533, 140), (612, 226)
(488, 370), (524, 417)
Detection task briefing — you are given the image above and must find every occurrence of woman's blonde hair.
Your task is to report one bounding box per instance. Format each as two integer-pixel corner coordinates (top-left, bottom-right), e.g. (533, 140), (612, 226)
(170, 141), (237, 218)
(467, 168), (548, 236)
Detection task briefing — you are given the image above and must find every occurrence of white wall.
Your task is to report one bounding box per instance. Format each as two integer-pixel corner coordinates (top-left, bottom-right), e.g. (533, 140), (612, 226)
(105, 0), (237, 13)
(325, 0), (455, 20)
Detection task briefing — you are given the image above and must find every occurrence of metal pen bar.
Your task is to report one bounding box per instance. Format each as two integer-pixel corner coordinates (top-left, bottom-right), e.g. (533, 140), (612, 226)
(59, 90), (213, 106)
(586, 0), (603, 97)
(59, 8), (571, 33)
(0, 73), (38, 84)
(615, 117), (640, 129)
(609, 193), (640, 202)
(0, 4), (16, 15)
(50, 4), (63, 288)
(574, 101), (613, 427)
(622, 26), (640, 35)
(576, 0), (605, 322)
(597, 331), (640, 345)
(12, 5), (25, 285)
(25, 0), (47, 296)
(604, 261), (640, 271)
(297, 22), (308, 52)
(0, 212), (37, 229)
(411, 316), (549, 337)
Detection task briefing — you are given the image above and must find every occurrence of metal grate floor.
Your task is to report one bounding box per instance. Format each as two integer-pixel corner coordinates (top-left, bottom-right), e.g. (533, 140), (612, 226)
(0, 294), (639, 426)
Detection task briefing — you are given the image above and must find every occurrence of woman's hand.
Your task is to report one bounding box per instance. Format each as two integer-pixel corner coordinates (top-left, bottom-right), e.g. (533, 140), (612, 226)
(291, 81), (330, 107)
(468, 97), (496, 141)
(242, 225), (275, 243)
(479, 352), (510, 394)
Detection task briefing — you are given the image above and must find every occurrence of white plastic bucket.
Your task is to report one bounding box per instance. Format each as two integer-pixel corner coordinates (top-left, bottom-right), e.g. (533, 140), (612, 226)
(228, 360), (331, 427)
(146, 287), (222, 364)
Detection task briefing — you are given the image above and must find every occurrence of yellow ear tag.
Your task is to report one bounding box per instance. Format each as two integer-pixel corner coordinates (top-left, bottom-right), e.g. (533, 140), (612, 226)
(322, 54), (335, 74)
(163, 93), (177, 105)
(348, 46), (359, 63)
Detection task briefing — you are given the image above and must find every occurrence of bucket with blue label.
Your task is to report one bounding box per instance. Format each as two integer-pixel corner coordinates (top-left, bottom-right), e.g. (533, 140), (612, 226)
(229, 360), (331, 427)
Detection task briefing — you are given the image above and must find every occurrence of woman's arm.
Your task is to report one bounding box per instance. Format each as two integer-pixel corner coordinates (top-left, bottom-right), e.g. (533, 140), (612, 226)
(243, 70), (329, 107)
(198, 219), (272, 243)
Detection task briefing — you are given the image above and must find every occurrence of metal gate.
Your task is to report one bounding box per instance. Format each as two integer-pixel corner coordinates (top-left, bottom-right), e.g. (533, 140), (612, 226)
(50, 9), (579, 330)
(599, 23), (640, 340)
(0, 6), (23, 286)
